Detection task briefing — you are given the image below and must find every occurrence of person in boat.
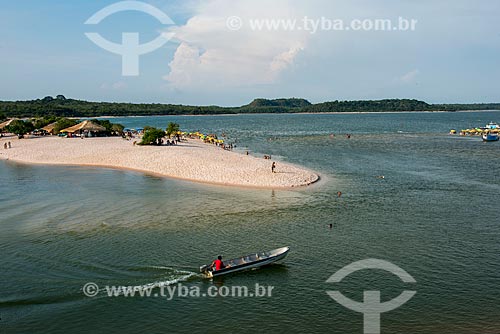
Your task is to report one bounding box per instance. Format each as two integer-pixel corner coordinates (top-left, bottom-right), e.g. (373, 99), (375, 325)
(211, 255), (229, 271)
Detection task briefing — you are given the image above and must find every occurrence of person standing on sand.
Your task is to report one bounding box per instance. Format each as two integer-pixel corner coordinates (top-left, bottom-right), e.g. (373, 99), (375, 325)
(3, 143), (7, 149)
(8, 141), (11, 148)
(271, 162), (276, 173)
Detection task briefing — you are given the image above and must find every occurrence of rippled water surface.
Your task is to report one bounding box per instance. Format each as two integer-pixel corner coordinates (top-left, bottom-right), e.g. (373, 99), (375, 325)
(1, 112), (499, 333)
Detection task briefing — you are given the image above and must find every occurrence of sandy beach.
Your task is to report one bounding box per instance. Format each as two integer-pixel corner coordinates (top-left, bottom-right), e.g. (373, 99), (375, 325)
(0, 136), (319, 188)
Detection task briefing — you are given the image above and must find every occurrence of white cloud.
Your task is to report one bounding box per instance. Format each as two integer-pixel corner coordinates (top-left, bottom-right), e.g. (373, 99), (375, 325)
(270, 44), (304, 73)
(399, 69), (419, 84)
(163, 0), (309, 89)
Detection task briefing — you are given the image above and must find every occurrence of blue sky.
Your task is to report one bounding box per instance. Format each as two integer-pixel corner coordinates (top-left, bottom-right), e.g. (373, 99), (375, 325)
(1, 0), (500, 105)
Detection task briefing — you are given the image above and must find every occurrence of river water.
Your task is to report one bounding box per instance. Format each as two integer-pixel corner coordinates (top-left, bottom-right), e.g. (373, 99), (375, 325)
(1, 112), (499, 333)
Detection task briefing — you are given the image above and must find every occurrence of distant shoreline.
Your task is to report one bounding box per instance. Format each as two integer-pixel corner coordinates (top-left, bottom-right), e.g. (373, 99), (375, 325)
(84, 109), (500, 119)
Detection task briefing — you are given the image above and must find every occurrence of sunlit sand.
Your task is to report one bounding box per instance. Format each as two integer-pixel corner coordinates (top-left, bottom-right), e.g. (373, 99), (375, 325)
(0, 136), (319, 188)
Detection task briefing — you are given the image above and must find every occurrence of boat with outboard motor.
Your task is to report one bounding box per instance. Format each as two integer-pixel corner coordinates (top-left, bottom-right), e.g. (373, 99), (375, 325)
(200, 246), (290, 278)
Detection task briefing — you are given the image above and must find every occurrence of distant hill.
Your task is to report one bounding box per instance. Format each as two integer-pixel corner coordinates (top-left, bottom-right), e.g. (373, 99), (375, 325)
(0, 95), (499, 118)
(302, 99), (433, 113)
(246, 98), (312, 108)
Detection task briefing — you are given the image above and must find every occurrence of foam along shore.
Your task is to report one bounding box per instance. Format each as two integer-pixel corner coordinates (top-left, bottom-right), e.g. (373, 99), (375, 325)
(0, 137), (319, 189)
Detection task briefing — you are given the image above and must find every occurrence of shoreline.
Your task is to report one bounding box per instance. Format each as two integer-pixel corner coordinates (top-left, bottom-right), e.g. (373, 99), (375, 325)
(0, 137), (320, 190)
(3, 159), (322, 191)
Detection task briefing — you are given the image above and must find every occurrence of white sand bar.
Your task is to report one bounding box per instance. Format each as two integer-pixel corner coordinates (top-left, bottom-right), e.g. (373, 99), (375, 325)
(0, 137), (319, 188)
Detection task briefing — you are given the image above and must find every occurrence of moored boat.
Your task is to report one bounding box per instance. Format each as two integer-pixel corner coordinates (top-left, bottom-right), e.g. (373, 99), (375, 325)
(482, 122), (499, 141)
(200, 246), (290, 278)
(482, 132), (499, 142)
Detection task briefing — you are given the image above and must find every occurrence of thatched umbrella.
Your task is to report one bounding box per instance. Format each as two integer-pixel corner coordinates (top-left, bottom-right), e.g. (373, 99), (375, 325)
(42, 122), (58, 134)
(60, 120), (106, 134)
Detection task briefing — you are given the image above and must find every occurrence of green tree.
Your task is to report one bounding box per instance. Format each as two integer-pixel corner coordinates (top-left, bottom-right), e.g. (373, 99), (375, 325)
(166, 122), (180, 138)
(6, 120), (35, 138)
(32, 116), (58, 129)
(111, 123), (124, 135)
(53, 118), (77, 134)
(0, 112), (5, 121)
(89, 119), (125, 136)
(139, 128), (165, 146)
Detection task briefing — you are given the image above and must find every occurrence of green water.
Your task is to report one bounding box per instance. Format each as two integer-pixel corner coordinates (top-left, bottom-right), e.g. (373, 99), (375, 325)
(1, 112), (499, 333)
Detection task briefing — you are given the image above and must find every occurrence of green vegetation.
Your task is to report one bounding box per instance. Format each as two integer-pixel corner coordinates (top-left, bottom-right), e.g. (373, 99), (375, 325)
(32, 116), (58, 129)
(302, 99), (433, 113)
(90, 119), (125, 136)
(1, 96), (499, 118)
(0, 112), (6, 121)
(139, 128), (166, 146)
(6, 120), (35, 138)
(166, 122), (180, 138)
(53, 118), (78, 134)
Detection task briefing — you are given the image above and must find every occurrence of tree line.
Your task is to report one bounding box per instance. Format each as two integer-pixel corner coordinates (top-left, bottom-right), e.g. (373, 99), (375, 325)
(1, 96), (499, 118)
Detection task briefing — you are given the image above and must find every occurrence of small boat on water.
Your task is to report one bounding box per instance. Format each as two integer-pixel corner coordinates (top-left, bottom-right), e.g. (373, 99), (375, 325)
(200, 246), (290, 278)
(482, 122), (499, 142)
(482, 132), (499, 142)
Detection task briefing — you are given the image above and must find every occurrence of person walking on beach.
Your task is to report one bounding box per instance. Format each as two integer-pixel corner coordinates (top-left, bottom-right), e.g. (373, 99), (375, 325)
(3, 143), (7, 150)
(271, 162), (276, 173)
(8, 141), (11, 148)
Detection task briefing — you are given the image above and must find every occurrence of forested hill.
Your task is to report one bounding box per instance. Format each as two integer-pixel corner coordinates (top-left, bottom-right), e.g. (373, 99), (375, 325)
(1, 95), (499, 119)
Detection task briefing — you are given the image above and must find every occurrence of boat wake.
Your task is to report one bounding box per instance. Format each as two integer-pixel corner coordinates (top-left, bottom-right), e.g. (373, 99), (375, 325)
(92, 266), (201, 297)
(136, 270), (198, 289)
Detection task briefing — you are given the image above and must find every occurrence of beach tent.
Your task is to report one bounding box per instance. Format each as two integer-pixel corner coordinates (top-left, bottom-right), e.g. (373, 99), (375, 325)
(42, 122), (58, 134)
(60, 120), (106, 134)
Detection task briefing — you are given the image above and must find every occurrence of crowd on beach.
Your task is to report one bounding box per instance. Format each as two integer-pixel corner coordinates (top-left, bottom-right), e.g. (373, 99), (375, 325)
(187, 131), (234, 150)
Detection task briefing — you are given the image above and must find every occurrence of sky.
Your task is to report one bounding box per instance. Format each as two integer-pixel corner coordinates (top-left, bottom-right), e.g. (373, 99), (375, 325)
(1, 0), (500, 106)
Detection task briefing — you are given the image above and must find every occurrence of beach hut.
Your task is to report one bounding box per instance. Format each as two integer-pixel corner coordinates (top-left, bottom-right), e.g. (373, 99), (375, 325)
(42, 122), (58, 135)
(60, 120), (106, 137)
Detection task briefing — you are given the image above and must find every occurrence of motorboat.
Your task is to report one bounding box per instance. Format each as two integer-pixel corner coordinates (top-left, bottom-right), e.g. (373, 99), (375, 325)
(482, 132), (499, 142)
(200, 246), (290, 278)
(482, 122), (499, 141)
